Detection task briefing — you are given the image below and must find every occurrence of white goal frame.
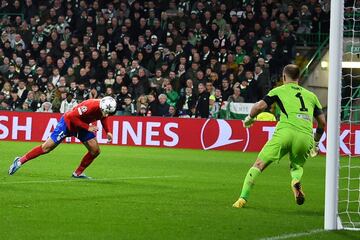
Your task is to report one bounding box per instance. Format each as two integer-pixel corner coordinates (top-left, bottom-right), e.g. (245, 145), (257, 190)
(324, 0), (343, 230)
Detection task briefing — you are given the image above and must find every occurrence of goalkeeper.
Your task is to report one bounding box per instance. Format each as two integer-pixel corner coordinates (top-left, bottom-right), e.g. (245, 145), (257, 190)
(233, 64), (326, 208)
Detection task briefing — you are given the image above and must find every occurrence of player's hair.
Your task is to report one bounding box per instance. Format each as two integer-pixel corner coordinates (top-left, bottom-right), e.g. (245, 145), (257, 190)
(283, 64), (300, 80)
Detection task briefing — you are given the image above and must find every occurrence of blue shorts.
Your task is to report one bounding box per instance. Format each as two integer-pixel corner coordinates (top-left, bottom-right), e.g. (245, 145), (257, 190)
(50, 116), (96, 144)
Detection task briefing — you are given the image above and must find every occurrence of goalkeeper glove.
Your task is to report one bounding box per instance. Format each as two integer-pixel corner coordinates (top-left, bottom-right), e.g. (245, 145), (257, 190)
(243, 115), (255, 128)
(310, 141), (320, 157)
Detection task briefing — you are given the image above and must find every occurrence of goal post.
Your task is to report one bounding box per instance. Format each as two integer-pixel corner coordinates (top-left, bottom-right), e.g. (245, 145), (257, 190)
(325, 0), (360, 231)
(325, 0), (344, 230)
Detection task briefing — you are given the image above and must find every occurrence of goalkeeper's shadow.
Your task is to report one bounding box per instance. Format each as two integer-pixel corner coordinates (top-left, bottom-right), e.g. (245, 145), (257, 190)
(249, 205), (323, 217)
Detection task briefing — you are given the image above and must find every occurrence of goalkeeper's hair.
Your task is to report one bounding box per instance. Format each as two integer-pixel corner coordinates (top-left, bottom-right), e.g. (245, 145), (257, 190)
(283, 64), (300, 80)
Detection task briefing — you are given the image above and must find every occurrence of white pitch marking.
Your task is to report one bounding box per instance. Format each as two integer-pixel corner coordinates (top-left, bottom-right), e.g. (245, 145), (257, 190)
(0, 175), (179, 185)
(258, 229), (324, 240)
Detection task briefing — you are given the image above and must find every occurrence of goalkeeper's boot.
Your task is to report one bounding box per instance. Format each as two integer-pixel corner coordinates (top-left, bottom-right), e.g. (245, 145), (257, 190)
(232, 198), (247, 208)
(291, 180), (305, 205)
(72, 172), (92, 179)
(8, 157), (22, 175)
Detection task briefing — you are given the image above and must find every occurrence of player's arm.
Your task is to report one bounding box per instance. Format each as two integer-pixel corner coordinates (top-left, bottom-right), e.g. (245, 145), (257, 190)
(310, 98), (326, 157)
(314, 112), (326, 142)
(244, 90), (279, 128)
(71, 104), (98, 133)
(313, 95), (326, 142)
(100, 117), (113, 143)
(71, 114), (95, 132)
(243, 100), (268, 128)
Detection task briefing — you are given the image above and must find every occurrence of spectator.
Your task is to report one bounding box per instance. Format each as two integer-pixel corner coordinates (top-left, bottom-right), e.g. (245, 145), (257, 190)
(116, 85), (131, 116)
(206, 81), (216, 96)
(64, 67), (76, 85)
(0, 0), (325, 119)
(113, 76), (126, 94)
(165, 105), (177, 117)
(17, 80), (28, 103)
(254, 65), (271, 99)
(0, 57), (10, 74)
(129, 75), (145, 100)
(136, 95), (148, 114)
(105, 87), (115, 98)
(214, 88), (223, 103)
(31, 84), (41, 101)
(147, 93), (159, 117)
(177, 87), (196, 117)
(11, 34), (26, 49)
(74, 83), (89, 102)
(8, 90), (22, 111)
(0, 100), (9, 110)
(4, 65), (18, 81)
(297, 5), (312, 34)
(123, 96), (136, 116)
(24, 91), (37, 112)
(34, 93), (47, 112)
(20, 102), (32, 112)
(36, 102), (53, 113)
(221, 78), (233, 102)
(52, 90), (68, 113)
(228, 87), (245, 103)
(244, 71), (259, 103)
(165, 83), (179, 107)
(138, 104), (148, 117)
(45, 83), (57, 103)
(281, 29), (296, 64)
(156, 94), (170, 117)
(1, 82), (12, 100)
(60, 93), (77, 114)
(218, 64), (230, 82)
(89, 88), (100, 100)
(149, 69), (164, 93)
(0, 90), (4, 103)
(195, 83), (209, 118)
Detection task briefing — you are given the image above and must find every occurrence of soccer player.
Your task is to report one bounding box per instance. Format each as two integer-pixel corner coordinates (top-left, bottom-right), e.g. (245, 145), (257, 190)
(233, 64), (326, 208)
(8, 96), (117, 179)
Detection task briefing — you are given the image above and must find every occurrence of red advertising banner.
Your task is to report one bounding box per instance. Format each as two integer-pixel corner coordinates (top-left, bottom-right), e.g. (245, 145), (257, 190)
(0, 111), (359, 154)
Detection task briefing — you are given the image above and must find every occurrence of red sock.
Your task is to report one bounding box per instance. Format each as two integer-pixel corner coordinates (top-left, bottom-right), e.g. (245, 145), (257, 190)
(75, 152), (97, 175)
(20, 146), (45, 164)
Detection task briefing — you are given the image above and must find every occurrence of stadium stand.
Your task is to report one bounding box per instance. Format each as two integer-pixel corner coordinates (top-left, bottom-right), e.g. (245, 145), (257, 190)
(0, 0), (330, 118)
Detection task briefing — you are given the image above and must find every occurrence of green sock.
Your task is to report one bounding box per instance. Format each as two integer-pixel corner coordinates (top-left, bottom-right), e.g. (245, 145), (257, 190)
(290, 163), (303, 182)
(240, 167), (261, 200)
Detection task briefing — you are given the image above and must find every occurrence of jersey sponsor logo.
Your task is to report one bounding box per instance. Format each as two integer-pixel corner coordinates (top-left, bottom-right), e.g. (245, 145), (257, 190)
(200, 119), (249, 151)
(296, 114), (311, 121)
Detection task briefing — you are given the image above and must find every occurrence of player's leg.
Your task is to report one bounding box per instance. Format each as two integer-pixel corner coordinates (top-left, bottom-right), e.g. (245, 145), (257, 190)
(289, 133), (313, 205)
(234, 158), (272, 206)
(290, 162), (305, 205)
(233, 130), (289, 208)
(20, 138), (58, 164)
(9, 138), (59, 175)
(72, 132), (99, 178)
(8, 116), (68, 175)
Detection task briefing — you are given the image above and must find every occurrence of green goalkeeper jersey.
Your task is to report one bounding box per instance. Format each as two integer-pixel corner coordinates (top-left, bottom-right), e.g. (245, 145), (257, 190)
(263, 82), (323, 136)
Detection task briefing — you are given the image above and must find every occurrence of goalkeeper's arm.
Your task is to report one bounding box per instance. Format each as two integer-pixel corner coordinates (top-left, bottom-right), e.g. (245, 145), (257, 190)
(243, 100), (268, 128)
(310, 112), (326, 157)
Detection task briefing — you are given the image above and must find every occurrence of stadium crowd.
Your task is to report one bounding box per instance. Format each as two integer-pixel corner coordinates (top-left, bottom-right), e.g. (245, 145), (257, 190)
(0, 0), (330, 118)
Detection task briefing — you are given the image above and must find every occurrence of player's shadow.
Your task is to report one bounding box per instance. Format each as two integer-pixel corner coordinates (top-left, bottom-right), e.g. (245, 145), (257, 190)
(249, 205), (323, 217)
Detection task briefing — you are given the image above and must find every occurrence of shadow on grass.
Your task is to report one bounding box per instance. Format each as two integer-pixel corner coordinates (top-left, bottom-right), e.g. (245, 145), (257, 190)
(245, 205), (323, 217)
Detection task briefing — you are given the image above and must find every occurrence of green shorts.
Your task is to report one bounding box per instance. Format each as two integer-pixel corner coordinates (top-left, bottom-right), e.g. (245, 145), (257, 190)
(258, 128), (314, 166)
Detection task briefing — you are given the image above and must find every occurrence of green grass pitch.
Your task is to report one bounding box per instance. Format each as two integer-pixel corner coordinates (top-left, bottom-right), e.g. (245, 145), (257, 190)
(0, 141), (359, 240)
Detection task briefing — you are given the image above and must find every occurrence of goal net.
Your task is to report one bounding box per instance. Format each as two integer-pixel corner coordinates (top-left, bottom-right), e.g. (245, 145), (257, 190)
(326, 0), (360, 230)
(338, 0), (360, 230)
